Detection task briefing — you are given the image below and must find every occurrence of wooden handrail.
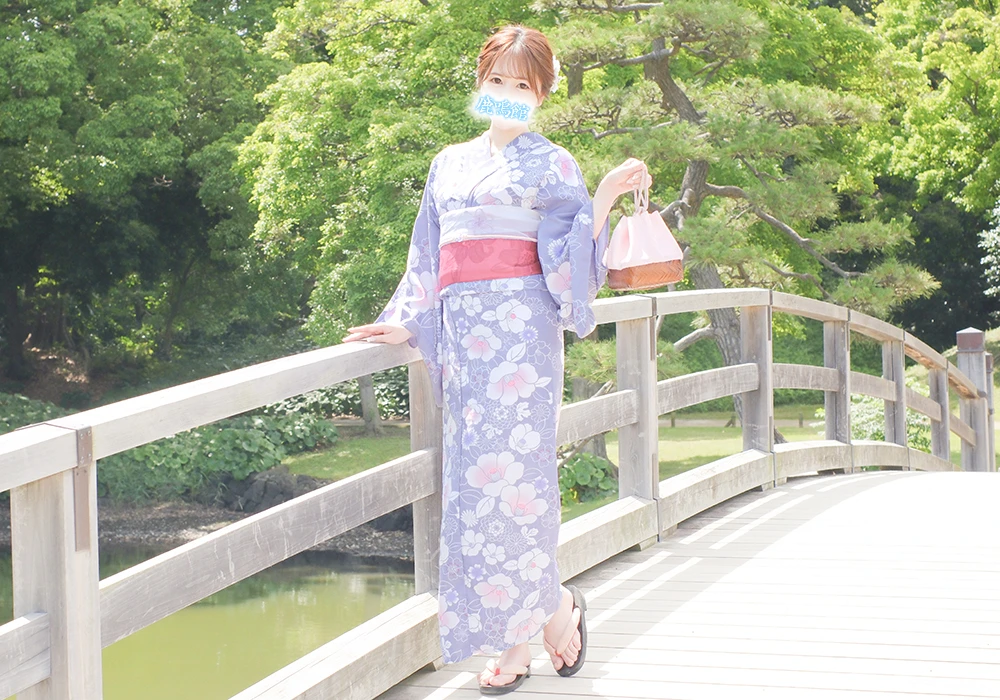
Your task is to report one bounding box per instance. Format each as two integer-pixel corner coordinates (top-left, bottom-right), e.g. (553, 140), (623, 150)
(2, 287), (994, 700)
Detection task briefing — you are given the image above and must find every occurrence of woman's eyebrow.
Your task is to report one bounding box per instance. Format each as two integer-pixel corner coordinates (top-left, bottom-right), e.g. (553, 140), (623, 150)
(489, 72), (529, 82)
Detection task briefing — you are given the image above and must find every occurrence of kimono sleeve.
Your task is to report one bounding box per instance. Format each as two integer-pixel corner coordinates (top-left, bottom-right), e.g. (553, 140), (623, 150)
(536, 149), (611, 338)
(375, 153), (445, 408)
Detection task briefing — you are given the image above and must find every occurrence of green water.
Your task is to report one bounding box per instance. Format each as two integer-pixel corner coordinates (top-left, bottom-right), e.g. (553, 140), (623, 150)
(1, 548), (414, 700)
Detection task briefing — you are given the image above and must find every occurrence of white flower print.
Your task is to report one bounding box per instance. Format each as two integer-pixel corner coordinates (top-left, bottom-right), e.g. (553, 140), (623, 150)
(444, 412), (458, 447)
(499, 483), (549, 525)
(460, 509), (478, 527)
(483, 543), (506, 565)
(490, 278), (525, 293)
(509, 423), (541, 454)
(487, 361), (539, 405)
(474, 574), (519, 611)
(463, 398), (485, 428)
(462, 324), (502, 361)
(545, 261), (573, 319)
(504, 606), (547, 646)
(468, 613), (482, 634)
(466, 452), (524, 497)
(515, 402), (531, 420)
(460, 295), (483, 315)
(495, 299), (532, 333)
(516, 548), (551, 582)
(462, 530), (485, 556)
(439, 603), (460, 635)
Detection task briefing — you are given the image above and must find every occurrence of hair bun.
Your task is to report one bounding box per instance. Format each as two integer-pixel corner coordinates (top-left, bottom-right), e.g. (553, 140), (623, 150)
(550, 56), (561, 93)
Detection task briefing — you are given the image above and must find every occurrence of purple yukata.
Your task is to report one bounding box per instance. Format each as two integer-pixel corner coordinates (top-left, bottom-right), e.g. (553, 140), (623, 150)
(376, 129), (610, 664)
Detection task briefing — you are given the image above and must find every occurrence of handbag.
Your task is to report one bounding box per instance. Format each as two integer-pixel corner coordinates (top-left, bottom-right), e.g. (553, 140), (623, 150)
(602, 183), (684, 290)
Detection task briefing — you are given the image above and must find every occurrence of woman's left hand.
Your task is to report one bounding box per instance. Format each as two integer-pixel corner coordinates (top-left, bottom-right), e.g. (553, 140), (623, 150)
(598, 158), (652, 201)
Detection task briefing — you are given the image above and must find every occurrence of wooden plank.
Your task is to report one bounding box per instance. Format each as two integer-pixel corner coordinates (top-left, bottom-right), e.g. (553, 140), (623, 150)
(616, 318), (658, 500)
(772, 364), (838, 391)
(852, 440), (909, 469)
(12, 466), (102, 700)
(408, 361), (442, 596)
(649, 288), (771, 317)
(231, 593), (439, 700)
(883, 340), (907, 449)
(824, 321), (851, 453)
(904, 332), (947, 370)
(100, 450), (436, 647)
(849, 311), (904, 343)
(593, 295), (654, 325)
(773, 441), (852, 480)
(957, 330), (990, 472)
(558, 497), (658, 581)
(557, 390), (638, 446)
(741, 305), (773, 453)
(850, 371), (895, 401)
(951, 413), (976, 446)
(658, 450), (773, 531)
(929, 368), (951, 461)
(45, 340), (421, 461)
(906, 388), (942, 422)
(770, 292), (848, 322)
(948, 362), (979, 400)
(657, 365), (759, 415)
(0, 423), (77, 493)
(0, 613), (50, 699)
(908, 449), (955, 473)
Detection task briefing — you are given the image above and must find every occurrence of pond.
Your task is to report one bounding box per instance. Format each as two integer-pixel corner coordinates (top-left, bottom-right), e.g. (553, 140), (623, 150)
(1, 547), (414, 700)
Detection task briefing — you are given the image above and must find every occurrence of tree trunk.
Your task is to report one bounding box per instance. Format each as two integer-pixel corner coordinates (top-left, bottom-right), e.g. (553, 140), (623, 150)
(358, 373), (384, 436)
(1, 280), (30, 379)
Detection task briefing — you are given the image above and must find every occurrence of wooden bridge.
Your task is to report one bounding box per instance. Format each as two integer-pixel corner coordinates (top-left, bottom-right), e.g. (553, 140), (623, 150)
(1, 288), (996, 700)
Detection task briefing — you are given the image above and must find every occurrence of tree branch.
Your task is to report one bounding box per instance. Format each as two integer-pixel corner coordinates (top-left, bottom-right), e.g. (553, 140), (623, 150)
(673, 325), (718, 352)
(759, 260), (834, 299)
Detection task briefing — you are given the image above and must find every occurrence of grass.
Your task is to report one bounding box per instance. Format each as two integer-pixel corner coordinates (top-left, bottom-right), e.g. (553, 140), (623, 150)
(284, 424), (411, 480)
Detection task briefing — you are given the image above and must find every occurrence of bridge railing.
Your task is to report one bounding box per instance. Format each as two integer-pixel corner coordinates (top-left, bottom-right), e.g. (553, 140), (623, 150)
(0, 289), (993, 700)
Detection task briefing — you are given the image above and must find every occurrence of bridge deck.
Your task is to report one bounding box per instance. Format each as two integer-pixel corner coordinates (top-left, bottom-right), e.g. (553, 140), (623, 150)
(378, 471), (1000, 699)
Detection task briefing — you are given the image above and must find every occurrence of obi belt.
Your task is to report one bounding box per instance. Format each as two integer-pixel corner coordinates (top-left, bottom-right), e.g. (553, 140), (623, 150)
(438, 205), (542, 289)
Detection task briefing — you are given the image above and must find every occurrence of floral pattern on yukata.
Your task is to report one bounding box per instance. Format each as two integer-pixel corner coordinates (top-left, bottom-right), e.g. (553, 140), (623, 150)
(376, 130), (610, 663)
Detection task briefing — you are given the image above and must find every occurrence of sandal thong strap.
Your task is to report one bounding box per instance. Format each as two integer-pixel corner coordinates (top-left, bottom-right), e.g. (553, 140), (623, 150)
(542, 605), (581, 658)
(484, 659), (530, 677)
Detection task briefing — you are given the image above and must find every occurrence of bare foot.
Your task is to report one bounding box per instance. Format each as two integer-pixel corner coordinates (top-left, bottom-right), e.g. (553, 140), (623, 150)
(542, 586), (581, 671)
(479, 642), (531, 689)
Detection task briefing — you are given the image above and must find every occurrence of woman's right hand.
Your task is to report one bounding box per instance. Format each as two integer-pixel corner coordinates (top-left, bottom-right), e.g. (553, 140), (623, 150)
(342, 323), (413, 344)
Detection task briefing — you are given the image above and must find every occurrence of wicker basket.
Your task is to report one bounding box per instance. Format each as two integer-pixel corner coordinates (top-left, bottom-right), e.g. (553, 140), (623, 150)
(608, 259), (683, 291)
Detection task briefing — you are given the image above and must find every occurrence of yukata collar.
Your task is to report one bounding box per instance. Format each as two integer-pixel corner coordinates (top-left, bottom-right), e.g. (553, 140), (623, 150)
(479, 129), (545, 160)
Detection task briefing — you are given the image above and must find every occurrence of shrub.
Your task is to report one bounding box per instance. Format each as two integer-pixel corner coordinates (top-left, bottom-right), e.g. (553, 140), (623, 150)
(559, 453), (618, 503)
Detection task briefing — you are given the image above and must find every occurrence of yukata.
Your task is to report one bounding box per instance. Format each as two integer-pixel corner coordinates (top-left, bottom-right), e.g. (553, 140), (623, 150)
(375, 129), (610, 664)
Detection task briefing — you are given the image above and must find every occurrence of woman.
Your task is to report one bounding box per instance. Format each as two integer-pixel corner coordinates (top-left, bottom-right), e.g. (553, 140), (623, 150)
(344, 24), (651, 695)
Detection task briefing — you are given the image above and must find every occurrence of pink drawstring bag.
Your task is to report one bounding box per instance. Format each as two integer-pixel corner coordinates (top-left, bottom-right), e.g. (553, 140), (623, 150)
(603, 184), (684, 290)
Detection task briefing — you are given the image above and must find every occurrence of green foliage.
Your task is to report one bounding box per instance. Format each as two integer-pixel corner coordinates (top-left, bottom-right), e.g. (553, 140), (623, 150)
(558, 453), (618, 504)
(97, 412), (339, 502)
(816, 376), (931, 452)
(0, 392), (70, 433)
(261, 366), (411, 420)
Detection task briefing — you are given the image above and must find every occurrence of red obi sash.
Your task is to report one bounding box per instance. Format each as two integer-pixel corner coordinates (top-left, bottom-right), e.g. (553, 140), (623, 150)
(438, 238), (542, 290)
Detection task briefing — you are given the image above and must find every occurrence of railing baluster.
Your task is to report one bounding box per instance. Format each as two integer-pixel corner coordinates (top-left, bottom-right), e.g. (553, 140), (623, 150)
(408, 361), (443, 593)
(987, 353), (995, 471)
(957, 328), (991, 472)
(929, 366), (951, 463)
(740, 301), (774, 481)
(824, 318), (852, 472)
(882, 338), (908, 467)
(11, 425), (102, 700)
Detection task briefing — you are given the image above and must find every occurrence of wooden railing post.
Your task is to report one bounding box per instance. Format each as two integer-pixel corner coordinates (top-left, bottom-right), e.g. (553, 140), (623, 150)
(741, 302), (774, 478)
(11, 425), (102, 700)
(882, 338), (908, 466)
(929, 366), (951, 463)
(987, 353), (995, 470)
(956, 328), (991, 472)
(824, 318), (852, 471)
(408, 361), (443, 594)
(615, 314), (659, 505)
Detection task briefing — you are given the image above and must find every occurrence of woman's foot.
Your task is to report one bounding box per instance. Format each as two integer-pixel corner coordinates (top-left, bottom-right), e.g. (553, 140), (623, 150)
(542, 586), (582, 672)
(479, 642), (532, 691)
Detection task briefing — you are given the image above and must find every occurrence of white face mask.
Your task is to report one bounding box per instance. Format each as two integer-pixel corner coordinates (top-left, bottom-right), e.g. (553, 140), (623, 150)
(471, 88), (536, 127)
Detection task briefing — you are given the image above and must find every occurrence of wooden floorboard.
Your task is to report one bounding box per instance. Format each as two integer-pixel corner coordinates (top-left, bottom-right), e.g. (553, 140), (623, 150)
(377, 472), (1000, 699)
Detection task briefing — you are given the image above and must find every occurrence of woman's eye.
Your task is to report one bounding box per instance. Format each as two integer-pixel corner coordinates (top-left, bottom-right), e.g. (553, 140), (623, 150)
(518, 83), (529, 90)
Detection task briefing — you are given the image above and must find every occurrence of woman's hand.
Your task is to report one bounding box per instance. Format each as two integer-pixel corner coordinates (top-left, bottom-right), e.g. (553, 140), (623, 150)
(599, 157), (652, 201)
(343, 323), (413, 344)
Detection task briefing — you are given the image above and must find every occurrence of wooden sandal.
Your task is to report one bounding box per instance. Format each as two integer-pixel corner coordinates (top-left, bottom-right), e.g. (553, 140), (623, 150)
(478, 659), (531, 695)
(542, 584), (588, 677)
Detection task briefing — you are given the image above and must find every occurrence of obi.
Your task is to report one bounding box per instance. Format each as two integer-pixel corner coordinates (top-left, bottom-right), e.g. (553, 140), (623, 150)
(438, 205), (543, 289)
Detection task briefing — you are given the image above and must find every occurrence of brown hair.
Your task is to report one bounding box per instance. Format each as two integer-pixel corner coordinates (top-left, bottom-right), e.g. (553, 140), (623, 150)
(475, 24), (556, 102)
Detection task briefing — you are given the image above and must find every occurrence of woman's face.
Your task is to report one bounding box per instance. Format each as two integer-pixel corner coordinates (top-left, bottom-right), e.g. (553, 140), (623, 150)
(480, 55), (543, 108)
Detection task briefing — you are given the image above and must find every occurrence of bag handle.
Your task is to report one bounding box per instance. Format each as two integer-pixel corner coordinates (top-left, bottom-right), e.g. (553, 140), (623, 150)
(632, 182), (649, 214)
